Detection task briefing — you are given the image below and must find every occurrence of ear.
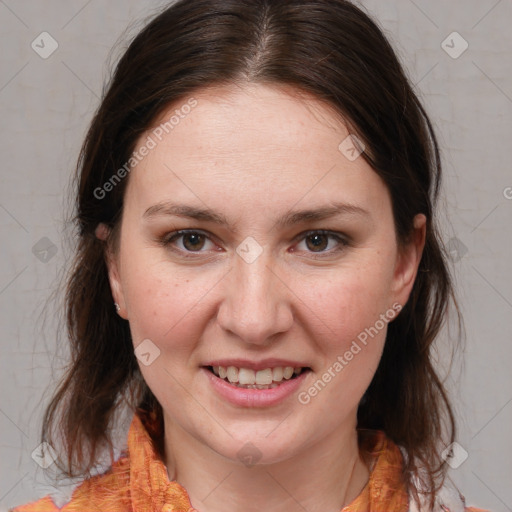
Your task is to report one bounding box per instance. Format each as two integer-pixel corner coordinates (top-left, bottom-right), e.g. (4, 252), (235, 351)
(96, 222), (128, 319)
(390, 214), (427, 308)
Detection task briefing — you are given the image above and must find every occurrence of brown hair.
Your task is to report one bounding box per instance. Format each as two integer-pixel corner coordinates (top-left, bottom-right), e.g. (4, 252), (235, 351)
(43, 0), (460, 507)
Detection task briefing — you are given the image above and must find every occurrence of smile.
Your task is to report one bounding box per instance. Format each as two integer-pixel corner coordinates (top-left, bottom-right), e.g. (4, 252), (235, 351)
(203, 365), (311, 407)
(207, 365), (307, 389)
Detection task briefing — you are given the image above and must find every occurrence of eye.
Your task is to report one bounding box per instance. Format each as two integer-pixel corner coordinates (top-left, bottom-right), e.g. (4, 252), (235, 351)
(160, 229), (348, 258)
(161, 230), (217, 253)
(293, 230), (348, 256)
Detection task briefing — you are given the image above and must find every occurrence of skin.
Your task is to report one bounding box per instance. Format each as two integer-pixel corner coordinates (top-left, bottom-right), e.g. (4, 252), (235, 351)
(101, 82), (426, 512)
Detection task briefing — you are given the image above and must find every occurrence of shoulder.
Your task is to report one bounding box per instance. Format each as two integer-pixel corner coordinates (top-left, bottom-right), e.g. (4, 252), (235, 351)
(10, 453), (131, 512)
(10, 496), (59, 512)
(424, 482), (491, 512)
(354, 430), (490, 512)
(399, 447), (491, 512)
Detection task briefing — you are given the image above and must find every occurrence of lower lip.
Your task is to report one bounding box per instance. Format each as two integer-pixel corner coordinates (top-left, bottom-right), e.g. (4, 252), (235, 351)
(202, 367), (310, 408)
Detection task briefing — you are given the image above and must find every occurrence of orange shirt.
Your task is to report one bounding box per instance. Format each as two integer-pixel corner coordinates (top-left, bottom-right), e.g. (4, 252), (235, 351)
(11, 412), (488, 512)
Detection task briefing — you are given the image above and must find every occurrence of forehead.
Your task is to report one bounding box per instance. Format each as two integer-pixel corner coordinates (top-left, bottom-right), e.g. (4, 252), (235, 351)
(124, 83), (389, 217)
(148, 83), (346, 161)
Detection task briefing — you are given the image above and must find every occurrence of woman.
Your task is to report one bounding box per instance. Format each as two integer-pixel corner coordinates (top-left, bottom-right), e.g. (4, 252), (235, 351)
(12, 1), (489, 511)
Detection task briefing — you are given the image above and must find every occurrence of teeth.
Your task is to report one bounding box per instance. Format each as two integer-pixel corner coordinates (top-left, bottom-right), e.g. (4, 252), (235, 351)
(255, 368), (273, 385)
(272, 367), (283, 381)
(210, 365), (305, 385)
(230, 382), (281, 389)
(238, 368), (255, 385)
(283, 367), (294, 379)
(226, 366), (239, 383)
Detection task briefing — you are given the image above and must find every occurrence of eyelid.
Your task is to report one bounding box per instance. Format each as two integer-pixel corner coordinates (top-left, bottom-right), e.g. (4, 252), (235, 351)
(292, 229), (349, 257)
(293, 229), (348, 243)
(161, 229), (219, 254)
(160, 228), (349, 257)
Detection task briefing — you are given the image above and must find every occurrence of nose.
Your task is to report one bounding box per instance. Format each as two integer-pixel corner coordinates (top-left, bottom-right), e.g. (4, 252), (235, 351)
(216, 249), (293, 346)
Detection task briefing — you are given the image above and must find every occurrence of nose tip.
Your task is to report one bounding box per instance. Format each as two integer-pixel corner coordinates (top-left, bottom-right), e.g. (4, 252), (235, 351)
(216, 253), (293, 345)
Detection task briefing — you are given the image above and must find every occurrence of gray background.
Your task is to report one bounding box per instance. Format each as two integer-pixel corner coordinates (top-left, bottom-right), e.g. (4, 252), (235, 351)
(0, 0), (511, 510)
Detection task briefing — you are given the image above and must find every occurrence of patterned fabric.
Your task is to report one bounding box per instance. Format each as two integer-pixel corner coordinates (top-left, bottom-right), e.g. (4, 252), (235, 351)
(11, 411), (488, 512)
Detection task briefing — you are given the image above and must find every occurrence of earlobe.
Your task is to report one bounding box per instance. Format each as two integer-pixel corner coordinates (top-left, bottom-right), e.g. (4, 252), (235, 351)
(96, 222), (128, 319)
(108, 262), (127, 319)
(391, 214), (427, 307)
(95, 222), (110, 241)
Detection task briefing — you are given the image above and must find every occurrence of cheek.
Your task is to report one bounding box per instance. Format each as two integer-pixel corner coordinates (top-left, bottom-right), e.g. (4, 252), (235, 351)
(291, 260), (395, 402)
(295, 275), (391, 411)
(121, 257), (216, 348)
(295, 262), (395, 344)
(122, 262), (219, 408)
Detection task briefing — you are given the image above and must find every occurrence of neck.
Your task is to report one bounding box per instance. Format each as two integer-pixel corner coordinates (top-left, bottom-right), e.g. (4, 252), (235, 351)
(163, 418), (371, 512)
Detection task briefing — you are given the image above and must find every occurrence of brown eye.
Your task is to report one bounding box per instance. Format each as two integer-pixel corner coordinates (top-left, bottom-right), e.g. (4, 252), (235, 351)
(182, 232), (206, 251)
(305, 233), (329, 252)
(162, 230), (216, 254)
(294, 230), (348, 257)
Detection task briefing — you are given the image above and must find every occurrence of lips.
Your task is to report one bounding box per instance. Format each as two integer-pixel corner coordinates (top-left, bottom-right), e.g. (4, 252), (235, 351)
(203, 366), (311, 407)
(206, 365), (306, 388)
(202, 358), (309, 372)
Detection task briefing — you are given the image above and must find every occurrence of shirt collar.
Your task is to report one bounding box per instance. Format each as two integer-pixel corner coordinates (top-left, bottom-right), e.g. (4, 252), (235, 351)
(129, 411), (195, 512)
(347, 429), (409, 511)
(128, 412), (408, 512)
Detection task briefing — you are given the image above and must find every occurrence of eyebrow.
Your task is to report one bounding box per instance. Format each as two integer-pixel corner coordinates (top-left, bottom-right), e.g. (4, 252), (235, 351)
(143, 201), (370, 229)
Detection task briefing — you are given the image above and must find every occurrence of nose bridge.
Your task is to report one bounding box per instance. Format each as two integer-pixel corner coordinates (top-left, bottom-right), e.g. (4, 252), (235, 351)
(217, 246), (291, 344)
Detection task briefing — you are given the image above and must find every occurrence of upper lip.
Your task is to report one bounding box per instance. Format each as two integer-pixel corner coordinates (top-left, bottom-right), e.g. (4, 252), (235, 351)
(203, 359), (310, 372)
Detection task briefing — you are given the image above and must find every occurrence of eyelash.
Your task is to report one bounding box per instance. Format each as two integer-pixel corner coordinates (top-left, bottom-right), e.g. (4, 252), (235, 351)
(159, 229), (349, 259)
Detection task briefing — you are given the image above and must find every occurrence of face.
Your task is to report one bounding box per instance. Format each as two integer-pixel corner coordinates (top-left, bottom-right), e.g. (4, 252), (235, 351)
(106, 83), (425, 465)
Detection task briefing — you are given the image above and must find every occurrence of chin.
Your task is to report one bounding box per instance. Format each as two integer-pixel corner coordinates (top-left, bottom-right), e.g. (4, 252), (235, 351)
(207, 425), (308, 467)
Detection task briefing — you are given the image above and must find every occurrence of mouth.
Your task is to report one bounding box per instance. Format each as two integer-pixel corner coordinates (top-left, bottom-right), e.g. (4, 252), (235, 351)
(204, 365), (311, 390)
